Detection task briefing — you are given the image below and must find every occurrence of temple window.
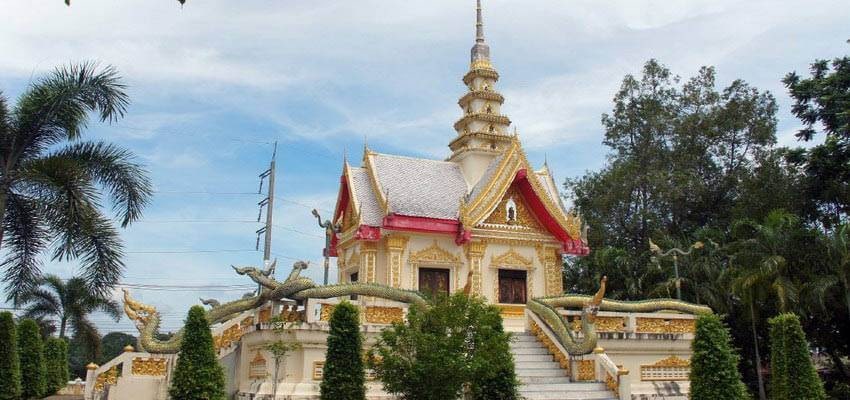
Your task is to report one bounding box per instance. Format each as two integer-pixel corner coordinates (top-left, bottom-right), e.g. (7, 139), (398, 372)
(419, 268), (450, 298)
(498, 269), (527, 304)
(485, 104), (493, 114)
(482, 83), (490, 91)
(488, 124), (496, 133)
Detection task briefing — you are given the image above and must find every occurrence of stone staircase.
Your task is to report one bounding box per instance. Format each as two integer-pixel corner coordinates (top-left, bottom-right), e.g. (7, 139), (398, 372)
(511, 332), (618, 400)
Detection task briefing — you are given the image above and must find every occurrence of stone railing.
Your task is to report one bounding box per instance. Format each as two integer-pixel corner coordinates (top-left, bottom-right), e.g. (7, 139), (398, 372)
(593, 348), (632, 400)
(84, 350), (176, 400)
(559, 310), (697, 338)
(306, 297), (409, 326)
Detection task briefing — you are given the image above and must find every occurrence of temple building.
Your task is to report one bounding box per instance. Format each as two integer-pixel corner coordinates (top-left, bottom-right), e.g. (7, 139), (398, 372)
(86, 3), (709, 400)
(330, 1), (588, 324)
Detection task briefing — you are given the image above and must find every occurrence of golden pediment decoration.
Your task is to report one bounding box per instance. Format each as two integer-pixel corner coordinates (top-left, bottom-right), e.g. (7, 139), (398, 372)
(409, 240), (461, 265)
(490, 247), (533, 268)
(483, 186), (544, 231)
(249, 351), (268, 379)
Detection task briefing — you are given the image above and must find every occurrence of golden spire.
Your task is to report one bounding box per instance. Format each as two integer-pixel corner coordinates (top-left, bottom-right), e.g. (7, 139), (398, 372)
(470, 0), (492, 69)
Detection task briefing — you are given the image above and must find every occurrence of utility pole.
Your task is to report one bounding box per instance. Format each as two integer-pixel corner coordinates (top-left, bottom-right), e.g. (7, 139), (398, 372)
(256, 142), (278, 293)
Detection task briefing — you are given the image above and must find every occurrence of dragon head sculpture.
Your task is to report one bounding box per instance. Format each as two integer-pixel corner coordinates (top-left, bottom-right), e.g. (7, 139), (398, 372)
(584, 276), (607, 323)
(123, 289), (158, 328)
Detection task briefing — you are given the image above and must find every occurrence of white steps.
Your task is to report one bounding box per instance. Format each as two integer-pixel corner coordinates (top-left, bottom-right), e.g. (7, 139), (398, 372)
(511, 332), (618, 400)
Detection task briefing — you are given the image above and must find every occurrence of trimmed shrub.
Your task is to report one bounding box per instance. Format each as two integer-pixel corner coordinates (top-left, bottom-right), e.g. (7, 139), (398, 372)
(320, 301), (365, 400)
(369, 293), (518, 400)
(0, 312), (21, 400)
(690, 314), (749, 400)
(768, 313), (826, 400)
(168, 306), (226, 400)
(18, 319), (46, 399)
(45, 337), (70, 395)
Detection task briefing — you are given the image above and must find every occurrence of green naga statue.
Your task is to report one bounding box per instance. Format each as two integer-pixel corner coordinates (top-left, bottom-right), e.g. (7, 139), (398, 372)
(123, 261), (711, 355)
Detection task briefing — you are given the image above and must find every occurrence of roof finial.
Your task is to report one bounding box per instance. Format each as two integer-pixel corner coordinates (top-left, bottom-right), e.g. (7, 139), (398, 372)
(476, 0), (485, 44)
(470, 0), (491, 66)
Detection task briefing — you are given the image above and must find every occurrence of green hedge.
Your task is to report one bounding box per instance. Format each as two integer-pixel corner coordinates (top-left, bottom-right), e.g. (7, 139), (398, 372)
(320, 301), (365, 400)
(168, 306), (226, 400)
(689, 314), (749, 400)
(0, 312), (21, 400)
(768, 313), (826, 400)
(45, 337), (70, 395)
(18, 319), (46, 400)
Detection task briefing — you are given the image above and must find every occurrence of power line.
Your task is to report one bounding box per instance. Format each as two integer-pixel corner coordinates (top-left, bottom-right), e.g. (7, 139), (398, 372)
(153, 190), (262, 196)
(126, 249), (258, 254)
(133, 219), (259, 224)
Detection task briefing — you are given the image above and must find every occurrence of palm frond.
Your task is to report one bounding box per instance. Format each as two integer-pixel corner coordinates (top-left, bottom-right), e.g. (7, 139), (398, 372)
(11, 62), (128, 159)
(1, 193), (48, 303)
(70, 213), (124, 297)
(70, 315), (102, 361)
(51, 142), (152, 227)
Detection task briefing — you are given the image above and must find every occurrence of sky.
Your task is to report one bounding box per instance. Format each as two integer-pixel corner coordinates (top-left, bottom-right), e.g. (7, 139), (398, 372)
(0, 0), (847, 336)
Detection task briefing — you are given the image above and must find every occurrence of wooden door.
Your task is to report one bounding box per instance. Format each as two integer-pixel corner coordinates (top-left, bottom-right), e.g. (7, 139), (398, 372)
(419, 268), (450, 297)
(498, 269), (527, 304)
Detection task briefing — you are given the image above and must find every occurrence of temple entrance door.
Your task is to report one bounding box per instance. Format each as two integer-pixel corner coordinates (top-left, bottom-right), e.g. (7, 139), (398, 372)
(498, 269), (527, 304)
(419, 268), (450, 298)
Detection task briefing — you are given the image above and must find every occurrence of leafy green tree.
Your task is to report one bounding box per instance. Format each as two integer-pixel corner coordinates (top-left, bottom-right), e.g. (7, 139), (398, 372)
(565, 59), (780, 303)
(44, 337), (70, 395)
(320, 302), (364, 400)
(768, 313), (826, 400)
(168, 306), (225, 400)
(98, 332), (137, 365)
(0, 312), (21, 400)
(0, 62), (152, 302)
(20, 274), (120, 361)
(690, 314), (749, 400)
(369, 294), (517, 400)
(18, 319), (46, 399)
(783, 46), (850, 228)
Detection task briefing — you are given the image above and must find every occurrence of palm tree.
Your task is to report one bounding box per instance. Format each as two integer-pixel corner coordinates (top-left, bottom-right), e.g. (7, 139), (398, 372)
(823, 224), (850, 319)
(20, 274), (120, 356)
(0, 62), (151, 302)
(729, 210), (802, 400)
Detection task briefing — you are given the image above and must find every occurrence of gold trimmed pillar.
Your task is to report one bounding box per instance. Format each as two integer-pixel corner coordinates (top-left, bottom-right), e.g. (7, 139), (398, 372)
(537, 245), (563, 296)
(385, 235), (409, 288)
(466, 241), (487, 296)
(359, 242), (378, 284)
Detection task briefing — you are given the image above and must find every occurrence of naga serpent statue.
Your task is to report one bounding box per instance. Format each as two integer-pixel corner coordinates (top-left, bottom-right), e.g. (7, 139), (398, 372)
(124, 261), (712, 355)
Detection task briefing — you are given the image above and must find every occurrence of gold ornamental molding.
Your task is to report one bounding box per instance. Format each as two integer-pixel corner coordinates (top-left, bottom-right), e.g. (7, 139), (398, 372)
(94, 366), (118, 391)
(458, 90), (504, 106)
(131, 357), (167, 376)
(636, 318), (696, 334)
(577, 360), (595, 381)
(490, 247), (533, 269)
(463, 66), (500, 85)
(365, 306), (404, 325)
(453, 113), (512, 133)
(529, 321), (570, 373)
(320, 304), (336, 322)
(499, 305), (525, 319)
(346, 250), (360, 268)
(385, 235), (409, 251)
(568, 316), (626, 333)
(408, 240), (462, 266)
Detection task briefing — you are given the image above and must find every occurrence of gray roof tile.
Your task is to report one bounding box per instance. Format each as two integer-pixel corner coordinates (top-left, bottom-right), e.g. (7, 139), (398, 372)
(371, 153), (468, 220)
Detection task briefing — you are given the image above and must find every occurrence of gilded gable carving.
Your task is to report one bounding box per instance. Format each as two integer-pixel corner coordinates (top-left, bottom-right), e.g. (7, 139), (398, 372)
(490, 247), (533, 269)
(483, 186), (544, 231)
(408, 240), (461, 265)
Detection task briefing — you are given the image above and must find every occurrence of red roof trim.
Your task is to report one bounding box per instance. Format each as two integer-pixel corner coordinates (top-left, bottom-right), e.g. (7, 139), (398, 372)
(382, 214), (460, 235)
(513, 169), (589, 256)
